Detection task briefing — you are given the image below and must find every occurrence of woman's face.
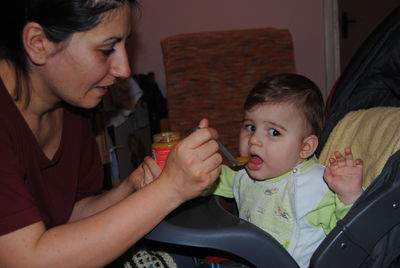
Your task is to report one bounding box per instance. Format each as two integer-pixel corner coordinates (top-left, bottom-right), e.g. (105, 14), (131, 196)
(38, 4), (132, 108)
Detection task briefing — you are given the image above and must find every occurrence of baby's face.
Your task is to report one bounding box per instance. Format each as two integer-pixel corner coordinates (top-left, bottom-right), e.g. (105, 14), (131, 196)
(239, 102), (309, 180)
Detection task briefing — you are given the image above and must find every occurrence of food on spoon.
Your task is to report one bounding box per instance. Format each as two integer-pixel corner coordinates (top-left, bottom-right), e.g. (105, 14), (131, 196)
(235, 156), (250, 165)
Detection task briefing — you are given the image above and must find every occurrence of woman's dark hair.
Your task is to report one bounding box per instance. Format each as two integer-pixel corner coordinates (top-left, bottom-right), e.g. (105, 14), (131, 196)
(1, 0), (137, 103)
(244, 73), (325, 138)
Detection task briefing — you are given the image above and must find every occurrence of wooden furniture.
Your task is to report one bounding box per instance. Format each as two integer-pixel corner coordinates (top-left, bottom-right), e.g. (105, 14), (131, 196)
(161, 28), (296, 157)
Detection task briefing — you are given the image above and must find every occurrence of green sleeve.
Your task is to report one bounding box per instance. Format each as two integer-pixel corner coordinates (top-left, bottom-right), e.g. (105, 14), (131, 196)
(306, 190), (352, 234)
(202, 165), (236, 198)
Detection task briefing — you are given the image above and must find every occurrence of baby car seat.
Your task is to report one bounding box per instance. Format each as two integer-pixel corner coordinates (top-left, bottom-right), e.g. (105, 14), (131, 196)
(312, 4), (400, 268)
(145, 5), (400, 268)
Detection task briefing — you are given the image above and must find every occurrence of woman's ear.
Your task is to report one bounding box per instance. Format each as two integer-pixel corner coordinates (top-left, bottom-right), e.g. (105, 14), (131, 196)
(300, 134), (319, 159)
(23, 22), (54, 65)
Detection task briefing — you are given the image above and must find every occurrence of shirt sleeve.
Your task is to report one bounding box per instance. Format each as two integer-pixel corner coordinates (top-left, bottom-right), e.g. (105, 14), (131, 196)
(0, 134), (41, 235)
(305, 190), (352, 234)
(202, 165), (236, 198)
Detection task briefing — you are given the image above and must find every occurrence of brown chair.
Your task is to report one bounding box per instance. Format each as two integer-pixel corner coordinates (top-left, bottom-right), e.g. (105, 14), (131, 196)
(161, 28), (296, 158)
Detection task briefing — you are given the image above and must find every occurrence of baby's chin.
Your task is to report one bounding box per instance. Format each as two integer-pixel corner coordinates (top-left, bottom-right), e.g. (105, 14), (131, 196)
(245, 168), (270, 181)
(245, 167), (284, 181)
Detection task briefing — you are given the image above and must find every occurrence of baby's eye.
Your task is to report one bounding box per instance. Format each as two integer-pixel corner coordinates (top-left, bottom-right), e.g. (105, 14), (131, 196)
(268, 128), (281, 136)
(244, 124), (256, 132)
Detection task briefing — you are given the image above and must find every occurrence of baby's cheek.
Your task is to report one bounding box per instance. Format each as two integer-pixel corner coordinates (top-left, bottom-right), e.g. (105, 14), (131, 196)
(238, 138), (249, 156)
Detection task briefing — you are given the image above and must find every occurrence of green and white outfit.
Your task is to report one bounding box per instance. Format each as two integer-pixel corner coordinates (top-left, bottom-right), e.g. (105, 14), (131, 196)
(208, 157), (351, 268)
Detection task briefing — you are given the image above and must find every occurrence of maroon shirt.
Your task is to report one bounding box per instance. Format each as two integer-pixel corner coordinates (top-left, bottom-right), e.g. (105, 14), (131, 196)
(0, 79), (104, 235)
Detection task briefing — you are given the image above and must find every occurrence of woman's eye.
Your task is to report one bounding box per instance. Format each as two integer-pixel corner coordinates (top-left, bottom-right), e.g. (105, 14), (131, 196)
(244, 124), (256, 132)
(100, 48), (115, 56)
(268, 128), (281, 136)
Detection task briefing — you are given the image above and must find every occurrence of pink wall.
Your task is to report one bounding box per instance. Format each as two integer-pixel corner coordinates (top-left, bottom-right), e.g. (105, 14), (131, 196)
(130, 0), (327, 97)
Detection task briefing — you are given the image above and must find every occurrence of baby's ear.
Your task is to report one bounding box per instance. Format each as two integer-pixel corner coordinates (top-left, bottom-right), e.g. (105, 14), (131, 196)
(300, 134), (318, 159)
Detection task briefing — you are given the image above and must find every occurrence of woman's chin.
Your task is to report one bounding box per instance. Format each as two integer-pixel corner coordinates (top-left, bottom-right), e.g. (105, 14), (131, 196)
(68, 98), (102, 109)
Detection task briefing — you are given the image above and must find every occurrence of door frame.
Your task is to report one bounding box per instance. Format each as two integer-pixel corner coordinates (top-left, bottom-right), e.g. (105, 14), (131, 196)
(324, 0), (341, 95)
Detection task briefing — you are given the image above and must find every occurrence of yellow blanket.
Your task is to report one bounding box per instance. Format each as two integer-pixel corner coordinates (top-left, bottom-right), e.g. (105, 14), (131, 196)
(319, 107), (400, 187)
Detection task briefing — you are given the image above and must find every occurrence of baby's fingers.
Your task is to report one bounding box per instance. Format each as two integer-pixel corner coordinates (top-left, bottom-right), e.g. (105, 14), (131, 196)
(355, 158), (363, 167)
(328, 157), (338, 167)
(344, 147), (356, 166)
(334, 151), (346, 167)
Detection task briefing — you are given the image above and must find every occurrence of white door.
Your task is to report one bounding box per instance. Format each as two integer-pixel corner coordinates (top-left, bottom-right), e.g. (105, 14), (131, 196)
(324, 0), (398, 93)
(338, 0), (399, 70)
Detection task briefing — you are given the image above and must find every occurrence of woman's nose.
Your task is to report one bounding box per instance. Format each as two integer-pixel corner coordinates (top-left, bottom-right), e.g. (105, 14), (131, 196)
(110, 48), (131, 79)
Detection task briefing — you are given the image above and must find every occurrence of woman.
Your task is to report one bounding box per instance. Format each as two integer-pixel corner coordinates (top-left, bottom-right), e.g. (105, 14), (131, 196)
(0, 1), (222, 267)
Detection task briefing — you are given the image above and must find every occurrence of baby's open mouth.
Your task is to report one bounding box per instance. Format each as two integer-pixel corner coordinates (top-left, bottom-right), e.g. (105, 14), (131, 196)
(247, 154), (264, 170)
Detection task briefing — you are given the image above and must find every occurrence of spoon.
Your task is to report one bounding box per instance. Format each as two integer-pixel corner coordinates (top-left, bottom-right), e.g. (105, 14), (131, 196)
(216, 140), (249, 167)
(191, 127), (249, 167)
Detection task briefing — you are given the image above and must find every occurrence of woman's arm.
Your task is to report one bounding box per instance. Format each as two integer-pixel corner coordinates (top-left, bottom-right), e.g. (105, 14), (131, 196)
(69, 156), (160, 222)
(0, 122), (222, 267)
(0, 177), (185, 268)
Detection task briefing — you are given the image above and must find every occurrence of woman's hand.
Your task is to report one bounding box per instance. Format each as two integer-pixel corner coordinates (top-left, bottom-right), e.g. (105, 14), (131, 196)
(160, 118), (223, 202)
(127, 156), (162, 191)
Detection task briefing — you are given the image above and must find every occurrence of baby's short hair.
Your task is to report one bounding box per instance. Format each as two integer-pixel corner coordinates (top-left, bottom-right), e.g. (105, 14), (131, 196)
(244, 73), (325, 138)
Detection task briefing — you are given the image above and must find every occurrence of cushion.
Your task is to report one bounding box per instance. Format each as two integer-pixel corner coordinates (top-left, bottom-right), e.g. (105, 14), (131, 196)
(319, 107), (400, 187)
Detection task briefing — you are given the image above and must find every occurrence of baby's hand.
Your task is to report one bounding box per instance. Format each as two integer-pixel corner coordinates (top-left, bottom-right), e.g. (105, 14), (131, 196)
(323, 147), (363, 204)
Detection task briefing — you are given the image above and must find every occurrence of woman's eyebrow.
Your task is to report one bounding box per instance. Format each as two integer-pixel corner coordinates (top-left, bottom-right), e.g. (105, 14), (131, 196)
(103, 36), (123, 44)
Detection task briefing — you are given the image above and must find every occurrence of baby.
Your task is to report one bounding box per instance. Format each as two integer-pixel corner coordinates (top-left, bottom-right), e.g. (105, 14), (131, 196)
(207, 73), (363, 267)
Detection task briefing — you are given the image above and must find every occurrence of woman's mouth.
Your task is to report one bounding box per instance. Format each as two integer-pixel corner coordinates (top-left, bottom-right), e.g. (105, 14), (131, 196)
(95, 85), (110, 95)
